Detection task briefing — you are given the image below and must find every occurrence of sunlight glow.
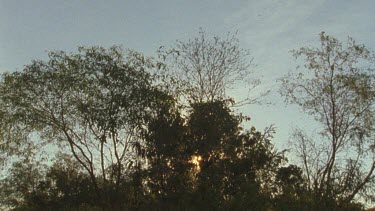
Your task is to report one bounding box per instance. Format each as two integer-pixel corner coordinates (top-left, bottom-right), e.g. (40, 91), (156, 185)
(191, 155), (202, 170)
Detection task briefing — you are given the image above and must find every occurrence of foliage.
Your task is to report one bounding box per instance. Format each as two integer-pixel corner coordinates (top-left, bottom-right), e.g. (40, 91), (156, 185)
(158, 29), (268, 105)
(0, 46), (168, 207)
(0, 31), (373, 210)
(281, 32), (375, 207)
(139, 100), (287, 210)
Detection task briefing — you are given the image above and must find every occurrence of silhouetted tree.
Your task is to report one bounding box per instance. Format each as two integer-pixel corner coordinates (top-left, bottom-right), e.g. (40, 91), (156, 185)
(141, 100), (287, 210)
(281, 32), (375, 208)
(1, 31), (372, 210)
(0, 46), (169, 207)
(158, 29), (268, 105)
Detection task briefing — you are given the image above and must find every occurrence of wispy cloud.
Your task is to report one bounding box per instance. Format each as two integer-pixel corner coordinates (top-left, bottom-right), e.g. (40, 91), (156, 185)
(224, 0), (375, 81)
(221, 0), (375, 146)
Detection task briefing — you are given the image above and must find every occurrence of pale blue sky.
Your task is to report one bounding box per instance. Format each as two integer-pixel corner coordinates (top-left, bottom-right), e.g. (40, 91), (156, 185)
(1, 0), (375, 150)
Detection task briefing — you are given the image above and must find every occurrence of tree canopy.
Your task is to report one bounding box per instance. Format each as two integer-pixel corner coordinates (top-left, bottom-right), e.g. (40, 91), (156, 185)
(281, 32), (375, 209)
(0, 31), (373, 210)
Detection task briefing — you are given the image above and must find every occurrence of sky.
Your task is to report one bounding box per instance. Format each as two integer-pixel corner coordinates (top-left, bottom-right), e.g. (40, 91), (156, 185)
(1, 0), (375, 152)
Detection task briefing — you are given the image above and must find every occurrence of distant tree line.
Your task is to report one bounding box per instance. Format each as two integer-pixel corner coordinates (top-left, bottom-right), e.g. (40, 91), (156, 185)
(0, 31), (373, 210)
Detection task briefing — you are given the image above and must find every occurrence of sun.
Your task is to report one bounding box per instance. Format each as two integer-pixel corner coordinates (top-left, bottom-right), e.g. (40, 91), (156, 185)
(191, 155), (202, 170)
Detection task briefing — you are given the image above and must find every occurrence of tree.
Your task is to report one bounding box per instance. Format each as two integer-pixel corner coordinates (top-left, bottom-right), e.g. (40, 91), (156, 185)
(281, 32), (375, 207)
(135, 99), (289, 210)
(0, 99), (32, 167)
(0, 46), (168, 205)
(273, 165), (312, 211)
(0, 153), (103, 210)
(141, 101), (193, 202)
(158, 29), (268, 105)
(184, 101), (287, 209)
(0, 42), (283, 210)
